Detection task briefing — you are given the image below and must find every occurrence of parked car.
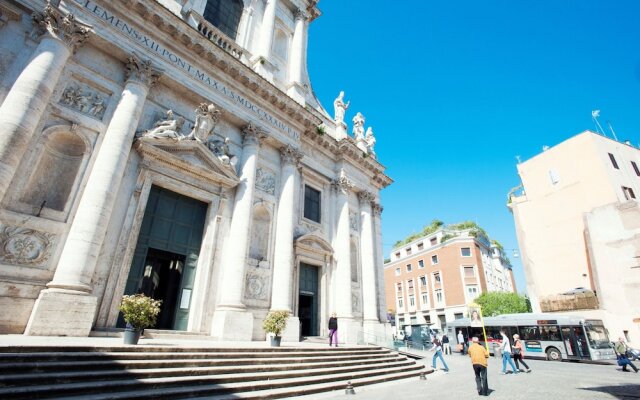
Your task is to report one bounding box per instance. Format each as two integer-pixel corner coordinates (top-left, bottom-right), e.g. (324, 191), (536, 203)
(561, 287), (591, 295)
(626, 347), (640, 361)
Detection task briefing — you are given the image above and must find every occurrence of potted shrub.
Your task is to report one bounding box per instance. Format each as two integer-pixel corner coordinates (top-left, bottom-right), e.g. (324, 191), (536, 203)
(262, 310), (289, 347)
(119, 294), (162, 345)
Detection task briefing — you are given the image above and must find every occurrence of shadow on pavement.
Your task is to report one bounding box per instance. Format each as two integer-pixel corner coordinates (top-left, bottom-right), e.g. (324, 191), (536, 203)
(581, 383), (640, 399)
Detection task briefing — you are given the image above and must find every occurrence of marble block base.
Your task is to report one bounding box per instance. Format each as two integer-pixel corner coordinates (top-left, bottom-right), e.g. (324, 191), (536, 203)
(211, 309), (254, 341)
(24, 289), (97, 336)
(362, 321), (385, 344)
(338, 318), (363, 345)
(280, 316), (300, 342)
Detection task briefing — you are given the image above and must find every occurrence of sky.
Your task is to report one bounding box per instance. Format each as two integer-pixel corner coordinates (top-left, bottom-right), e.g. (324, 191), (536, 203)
(306, 1), (640, 293)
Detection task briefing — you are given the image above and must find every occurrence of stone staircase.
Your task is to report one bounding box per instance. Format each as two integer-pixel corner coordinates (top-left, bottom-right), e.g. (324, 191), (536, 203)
(0, 345), (428, 399)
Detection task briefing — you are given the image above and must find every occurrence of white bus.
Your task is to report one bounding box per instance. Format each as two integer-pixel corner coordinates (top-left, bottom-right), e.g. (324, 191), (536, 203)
(446, 313), (616, 362)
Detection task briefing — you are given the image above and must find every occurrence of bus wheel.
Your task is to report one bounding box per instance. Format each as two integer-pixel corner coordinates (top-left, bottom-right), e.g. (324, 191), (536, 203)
(546, 347), (561, 361)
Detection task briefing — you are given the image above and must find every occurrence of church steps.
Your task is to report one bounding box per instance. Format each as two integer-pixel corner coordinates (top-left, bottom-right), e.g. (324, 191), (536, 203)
(0, 345), (427, 399)
(0, 357), (412, 385)
(0, 353), (400, 373)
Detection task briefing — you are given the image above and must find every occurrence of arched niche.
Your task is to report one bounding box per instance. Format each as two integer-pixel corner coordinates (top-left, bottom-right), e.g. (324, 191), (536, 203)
(249, 203), (272, 264)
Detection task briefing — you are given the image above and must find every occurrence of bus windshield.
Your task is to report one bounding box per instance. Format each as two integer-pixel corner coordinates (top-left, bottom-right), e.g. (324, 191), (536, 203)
(586, 324), (610, 349)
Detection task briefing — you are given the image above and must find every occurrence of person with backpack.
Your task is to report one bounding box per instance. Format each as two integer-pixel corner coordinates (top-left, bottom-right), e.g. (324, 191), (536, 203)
(442, 333), (451, 355)
(431, 337), (450, 372)
(512, 334), (531, 373)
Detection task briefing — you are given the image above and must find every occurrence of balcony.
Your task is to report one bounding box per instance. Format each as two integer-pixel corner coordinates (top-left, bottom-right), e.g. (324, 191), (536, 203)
(187, 11), (244, 60)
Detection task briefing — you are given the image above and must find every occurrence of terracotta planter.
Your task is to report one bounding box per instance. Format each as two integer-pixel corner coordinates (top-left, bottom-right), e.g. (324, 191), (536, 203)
(123, 328), (142, 345)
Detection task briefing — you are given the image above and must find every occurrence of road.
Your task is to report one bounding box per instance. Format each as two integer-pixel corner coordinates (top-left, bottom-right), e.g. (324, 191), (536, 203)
(301, 351), (639, 400)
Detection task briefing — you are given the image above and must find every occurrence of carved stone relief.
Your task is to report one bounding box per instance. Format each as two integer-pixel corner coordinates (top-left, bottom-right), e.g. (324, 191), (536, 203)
(351, 291), (360, 313)
(255, 167), (276, 195)
(244, 269), (272, 308)
(349, 211), (358, 232)
(0, 225), (55, 267)
(59, 82), (110, 120)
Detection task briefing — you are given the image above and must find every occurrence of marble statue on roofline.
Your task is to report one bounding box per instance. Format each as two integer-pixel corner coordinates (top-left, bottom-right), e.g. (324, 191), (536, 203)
(352, 112), (365, 141)
(140, 109), (185, 140)
(333, 91), (350, 124)
(365, 127), (376, 159)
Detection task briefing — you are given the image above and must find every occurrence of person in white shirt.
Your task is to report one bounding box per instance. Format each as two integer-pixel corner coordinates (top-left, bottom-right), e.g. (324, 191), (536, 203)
(458, 330), (467, 355)
(500, 329), (519, 374)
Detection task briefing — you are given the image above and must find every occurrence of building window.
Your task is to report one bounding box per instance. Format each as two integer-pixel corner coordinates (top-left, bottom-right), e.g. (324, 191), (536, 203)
(461, 247), (471, 257)
(406, 247), (412, 255)
(633, 161), (640, 176)
(430, 237), (437, 246)
(409, 296), (415, 306)
(549, 169), (560, 184)
(623, 186), (636, 200)
(464, 266), (474, 278)
(417, 242), (424, 251)
(431, 255), (438, 265)
(406, 264), (412, 272)
(398, 298), (404, 308)
(418, 259), (425, 269)
(609, 153), (619, 169)
(203, 0), (243, 39)
(435, 290), (443, 303)
(395, 252), (401, 258)
(408, 279), (414, 290)
(433, 272), (441, 283)
(454, 313), (463, 320)
(395, 268), (401, 276)
(421, 293), (428, 305)
(303, 185), (321, 222)
(466, 285), (479, 300)
(419, 276), (427, 286)
(396, 282), (402, 293)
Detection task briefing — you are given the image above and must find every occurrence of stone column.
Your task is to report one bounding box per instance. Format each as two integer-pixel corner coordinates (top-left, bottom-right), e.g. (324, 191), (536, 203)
(0, 4), (90, 200)
(251, 0), (277, 80)
(286, 8), (307, 104)
(25, 54), (162, 336)
(271, 145), (302, 312)
(358, 191), (378, 323)
(332, 176), (354, 318)
(270, 145), (302, 342)
(211, 123), (265, 341)
(372, 203), (386, 322)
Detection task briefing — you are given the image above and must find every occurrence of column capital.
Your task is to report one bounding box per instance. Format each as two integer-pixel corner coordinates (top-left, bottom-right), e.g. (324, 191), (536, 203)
(280, 144), (303, 166)
(125, 54), (163, 87)
(32, 4), (92, 53)
(292, 7), (308, 22)
(358, 190), (375, 205)
(372, 203), (383, 216)
(242, 122), (268, 146)
(331, 176), (354, 194)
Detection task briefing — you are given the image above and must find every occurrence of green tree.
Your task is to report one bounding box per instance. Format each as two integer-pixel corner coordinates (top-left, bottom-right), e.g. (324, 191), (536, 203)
(474, 292), (531, 317)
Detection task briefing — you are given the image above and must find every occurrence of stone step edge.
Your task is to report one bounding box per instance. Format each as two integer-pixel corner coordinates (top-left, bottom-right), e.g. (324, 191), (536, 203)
(42, 366), (430, 400)
(0, 357), (412, 384)
(0, 346), (381, 354)
(0, 354), (400, 372)
(0, 363), (424, 398)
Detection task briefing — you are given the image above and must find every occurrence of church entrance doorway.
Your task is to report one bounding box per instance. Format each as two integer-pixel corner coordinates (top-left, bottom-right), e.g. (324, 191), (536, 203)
(299, 263), (319, 337)
(122, 185), (207, 331)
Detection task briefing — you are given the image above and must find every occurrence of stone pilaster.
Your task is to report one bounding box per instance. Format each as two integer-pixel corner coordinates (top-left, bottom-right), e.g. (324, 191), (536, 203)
(332, 176), (354, 321)
(0, 4), (91, 200)
(286, 8), (308, 104)
(251, 0), (277, 80)
(24, 54), (161, 336)
(211, 123), (266, 341)
(372, 202), (386, 322)
(358, 191), (378, 323)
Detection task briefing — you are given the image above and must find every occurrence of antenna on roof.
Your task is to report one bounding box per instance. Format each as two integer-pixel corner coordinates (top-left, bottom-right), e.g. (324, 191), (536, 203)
(607, 121), (619, 141)
(591, 110), (606, 136)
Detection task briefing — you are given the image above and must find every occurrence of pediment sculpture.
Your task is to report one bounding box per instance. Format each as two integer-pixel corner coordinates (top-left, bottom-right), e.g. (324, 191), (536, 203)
(140, 109), (185, 140)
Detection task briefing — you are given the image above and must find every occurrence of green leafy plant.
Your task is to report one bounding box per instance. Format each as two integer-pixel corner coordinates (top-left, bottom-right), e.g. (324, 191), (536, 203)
(262, 310), (289, 337)
(316, 125), (326, 135)
(119, 294), (162, 330)
(474, 292), (531, 317)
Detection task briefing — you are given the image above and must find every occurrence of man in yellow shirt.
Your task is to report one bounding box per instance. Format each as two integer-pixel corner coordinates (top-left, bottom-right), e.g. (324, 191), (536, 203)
(468, 337), (490, 396)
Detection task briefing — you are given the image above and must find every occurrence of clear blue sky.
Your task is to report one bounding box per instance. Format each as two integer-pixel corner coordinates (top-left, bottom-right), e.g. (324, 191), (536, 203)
(307, 1), (640, 293)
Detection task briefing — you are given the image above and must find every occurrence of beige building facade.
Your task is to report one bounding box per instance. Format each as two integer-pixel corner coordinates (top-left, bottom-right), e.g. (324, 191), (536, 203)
(383, 228), (515, 332)
(509, 130), (640, 344)
(0, 0), (391, 342)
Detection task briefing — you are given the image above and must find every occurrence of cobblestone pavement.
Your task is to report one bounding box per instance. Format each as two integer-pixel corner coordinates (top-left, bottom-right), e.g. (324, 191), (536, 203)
(300, 351), (640, 400)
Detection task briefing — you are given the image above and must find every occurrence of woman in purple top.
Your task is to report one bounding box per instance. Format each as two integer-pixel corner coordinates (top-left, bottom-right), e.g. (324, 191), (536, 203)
(328, 312), (338, 347)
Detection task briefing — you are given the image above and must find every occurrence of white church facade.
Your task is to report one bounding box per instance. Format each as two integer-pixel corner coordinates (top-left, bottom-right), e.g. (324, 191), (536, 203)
(0, 0), (392, 342)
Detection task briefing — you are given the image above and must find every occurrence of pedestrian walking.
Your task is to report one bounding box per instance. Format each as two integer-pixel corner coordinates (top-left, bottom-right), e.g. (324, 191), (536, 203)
(468, 337), (490, 396)
(328, 312), (338, 347)
(431, 337), (450, 372)
(499, 330), (519, 374)
(458, 330), (466, 355)
(512, 334), (531, 372)
(615, 336), (639, 373)
(442, 333), (451, 355)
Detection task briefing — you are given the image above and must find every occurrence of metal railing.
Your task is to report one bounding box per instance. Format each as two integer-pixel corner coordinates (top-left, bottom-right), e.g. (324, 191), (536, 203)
(186, 11), (244, 60)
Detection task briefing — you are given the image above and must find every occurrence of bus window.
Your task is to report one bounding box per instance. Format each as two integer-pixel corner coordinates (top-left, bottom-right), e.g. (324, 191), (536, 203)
(520, 326), (540, 341)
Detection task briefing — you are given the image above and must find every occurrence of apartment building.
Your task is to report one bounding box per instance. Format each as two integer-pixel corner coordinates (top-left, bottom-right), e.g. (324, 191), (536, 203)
(509, 130), (640, 344)
(383, 227), (516, 332)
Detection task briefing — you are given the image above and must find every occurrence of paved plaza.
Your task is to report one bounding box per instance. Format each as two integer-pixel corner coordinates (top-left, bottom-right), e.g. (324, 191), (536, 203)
(302, 351), (639, 400)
